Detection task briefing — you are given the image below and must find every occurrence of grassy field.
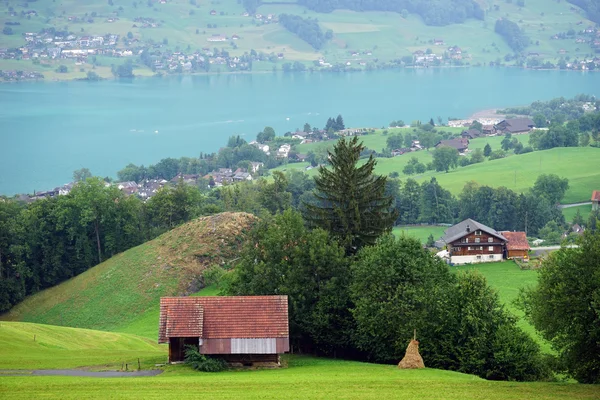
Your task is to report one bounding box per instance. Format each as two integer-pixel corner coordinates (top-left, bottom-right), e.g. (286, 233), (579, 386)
(0, 322), (165, 370)
(0, 0), (596, 78)
(412, 147), (600, 204)
(393, 225), (447, 243)
(562, 204), (593, 223)
(2, 354), (599, 399)
(452, 261), (550, 353)
(0, 213), (256, 337)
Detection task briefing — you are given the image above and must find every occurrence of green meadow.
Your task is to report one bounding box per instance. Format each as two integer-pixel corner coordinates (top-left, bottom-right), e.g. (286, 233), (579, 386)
(2, 328), (599, 400)
(562, 203), (593, 223)
(393, 225), (447, 244)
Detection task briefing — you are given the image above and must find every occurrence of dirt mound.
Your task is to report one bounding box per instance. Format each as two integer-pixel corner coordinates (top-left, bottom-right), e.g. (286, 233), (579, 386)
(398, 339), (425, 369)
(155, 212), (259, 294)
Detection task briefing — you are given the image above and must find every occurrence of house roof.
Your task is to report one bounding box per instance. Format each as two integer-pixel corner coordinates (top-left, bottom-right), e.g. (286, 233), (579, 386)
(461, 129), (480, 139)
(158, 296), (289, 343)
(498, 118), (534, 133)
(442, 218), (507, 244)
(436, 138), (469, 151)
(501, 231), (530, 251)
(592, 190), (600, 202)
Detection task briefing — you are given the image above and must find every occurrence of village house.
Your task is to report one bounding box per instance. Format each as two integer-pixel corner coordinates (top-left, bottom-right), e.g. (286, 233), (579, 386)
(170, 174), (199, 186)
(461, 129), (481, 139)
(501, 231), (530, 261)
(158, 296), (289, 365)
(441, 219), (508, 265)
(592, 190), (600, 211)
(494, 118), (535, 134)
(435, 138), (469, 153)
(249, 162), (263, 174)
(117, 181), (138, 196)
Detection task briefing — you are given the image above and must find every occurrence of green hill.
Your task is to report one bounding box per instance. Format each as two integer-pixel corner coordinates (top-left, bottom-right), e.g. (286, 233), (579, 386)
(408, 147), (600, 203)
(0, 212), (257, 339)
(0, 321), (164, 370)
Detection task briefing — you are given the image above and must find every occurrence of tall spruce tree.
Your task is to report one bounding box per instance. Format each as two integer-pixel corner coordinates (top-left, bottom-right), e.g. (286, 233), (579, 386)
(303, 136), (398, 254)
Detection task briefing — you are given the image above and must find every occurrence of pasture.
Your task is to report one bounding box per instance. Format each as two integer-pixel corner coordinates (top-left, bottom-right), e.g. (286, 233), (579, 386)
(393, 225), (447, 243)
(562, 203), (593, 223)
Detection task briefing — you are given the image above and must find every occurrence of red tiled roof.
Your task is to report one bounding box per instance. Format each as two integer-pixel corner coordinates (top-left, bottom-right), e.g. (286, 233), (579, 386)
(501, 231), (530, 251)
(159, 296), (289, 343)
(166, 298), (203, 339)
(592, 190), (600, 202)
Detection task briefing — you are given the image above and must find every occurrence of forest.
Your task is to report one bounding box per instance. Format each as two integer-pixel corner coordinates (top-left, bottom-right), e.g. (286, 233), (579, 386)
(494, 18), (529, 53)
(279, 14), (332, 50)
(567, 0), (600, 24)
(296, 0), (484, 26)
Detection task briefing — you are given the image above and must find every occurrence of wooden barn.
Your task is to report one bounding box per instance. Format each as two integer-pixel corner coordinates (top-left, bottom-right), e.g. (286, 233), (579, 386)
(158, 296), (289, 365)
(502, 231), (530, 260)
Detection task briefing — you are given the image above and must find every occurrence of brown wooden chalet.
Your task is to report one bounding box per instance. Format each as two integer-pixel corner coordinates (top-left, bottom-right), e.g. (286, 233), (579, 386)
(441, 219), (507, 265)
(159, 296), (289, 365)
(501, 231), (530, 261)
(435, 138), (469, 153)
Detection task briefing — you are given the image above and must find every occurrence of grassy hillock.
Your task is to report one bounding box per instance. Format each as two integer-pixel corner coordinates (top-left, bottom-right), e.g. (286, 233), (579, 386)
(0, 212), (257, 338)
(0, 321), (165, 370)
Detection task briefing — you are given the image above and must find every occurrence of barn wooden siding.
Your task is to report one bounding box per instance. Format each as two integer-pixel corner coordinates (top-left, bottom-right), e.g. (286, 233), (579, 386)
(201, 338), (289, 354)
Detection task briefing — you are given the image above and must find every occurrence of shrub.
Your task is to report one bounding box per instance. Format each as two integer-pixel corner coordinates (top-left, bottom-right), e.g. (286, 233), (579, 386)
(184, 346), (228, 372)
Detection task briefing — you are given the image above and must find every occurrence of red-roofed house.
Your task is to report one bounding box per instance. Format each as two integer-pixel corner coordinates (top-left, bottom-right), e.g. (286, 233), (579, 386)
(501, 231), (530, 260)
(592, 190), (600, 211)
(159, 296), (289, 364)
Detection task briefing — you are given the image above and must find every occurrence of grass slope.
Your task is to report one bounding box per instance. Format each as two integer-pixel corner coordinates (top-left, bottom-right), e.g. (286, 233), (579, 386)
(453, 261), (550, 353)
(416, 147), (600, 203)
(1, 356), (598, 399)
(393, 225), (447, 243)
(562, 204), (593, 223)
(0, 322), (164, 370)
(0, 212), (257, 337)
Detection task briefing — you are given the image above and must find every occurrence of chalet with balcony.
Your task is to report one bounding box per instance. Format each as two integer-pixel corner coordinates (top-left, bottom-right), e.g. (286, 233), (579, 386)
(441, 219), (507, 265)
(159, 296), (289, 365)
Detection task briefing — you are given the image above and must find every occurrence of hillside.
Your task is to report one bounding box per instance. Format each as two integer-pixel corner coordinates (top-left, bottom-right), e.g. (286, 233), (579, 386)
(1, 0), (597, 81)
(0, 212), (257, 336)
(0, 321), (164, 369)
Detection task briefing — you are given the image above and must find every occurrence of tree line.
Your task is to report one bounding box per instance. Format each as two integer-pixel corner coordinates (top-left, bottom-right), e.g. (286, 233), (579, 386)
(279, 14), (332, 50)
(567, 0), (600, 24)
(495, 18), (529, 53)
(296, 0), (484, 26)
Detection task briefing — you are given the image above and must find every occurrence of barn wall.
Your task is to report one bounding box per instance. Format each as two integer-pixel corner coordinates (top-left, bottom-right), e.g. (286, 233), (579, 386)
(450, 254), (503, 265)
(201, 338), (290, 354)
(508, 249), (529, 259)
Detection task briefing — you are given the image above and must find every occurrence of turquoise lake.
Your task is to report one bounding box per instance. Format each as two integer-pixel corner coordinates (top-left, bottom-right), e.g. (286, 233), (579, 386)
(0, 68), (598, 195)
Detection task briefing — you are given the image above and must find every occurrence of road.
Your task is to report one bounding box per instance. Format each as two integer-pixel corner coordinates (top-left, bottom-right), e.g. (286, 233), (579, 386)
(558, 202), (591, 209)
(530, 245), (579, 257)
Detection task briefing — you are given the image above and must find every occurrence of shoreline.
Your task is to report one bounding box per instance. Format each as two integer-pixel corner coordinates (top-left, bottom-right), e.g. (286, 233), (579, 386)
(1, 64), (598, 84)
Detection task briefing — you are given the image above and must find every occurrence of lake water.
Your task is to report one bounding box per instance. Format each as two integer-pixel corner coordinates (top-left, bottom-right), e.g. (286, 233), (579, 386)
(0, 68), (598, 195)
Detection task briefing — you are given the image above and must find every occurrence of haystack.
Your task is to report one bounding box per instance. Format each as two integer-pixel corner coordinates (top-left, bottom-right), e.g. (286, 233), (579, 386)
(397, 339), (425, 369)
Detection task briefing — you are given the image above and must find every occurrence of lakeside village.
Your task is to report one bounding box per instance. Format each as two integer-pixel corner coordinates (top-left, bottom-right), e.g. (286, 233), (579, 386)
(3, 10), (600, 81)
(21, 115), (539, 202)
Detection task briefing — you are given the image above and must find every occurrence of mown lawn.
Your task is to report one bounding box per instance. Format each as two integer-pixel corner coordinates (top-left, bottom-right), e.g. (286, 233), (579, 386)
(1, 356), (598, 400)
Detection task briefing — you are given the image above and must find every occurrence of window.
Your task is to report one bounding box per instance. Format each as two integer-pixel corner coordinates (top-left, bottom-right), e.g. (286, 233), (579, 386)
(480, 246), (484, 250)
(465, 238), (469, 243)
(475, 238), (480, 243)
(489, 246), (494, 251)
(489, 255), (494, 259)
(476, 255), (482, 260)
(488, 237), (493, 243)
(453, 247), (459, 252)
(468, 246), (473, 251)
(475, 230), (482, 236)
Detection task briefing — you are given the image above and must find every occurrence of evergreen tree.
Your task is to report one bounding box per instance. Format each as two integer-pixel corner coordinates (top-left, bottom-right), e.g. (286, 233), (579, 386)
(483, 143), (492, 157)
(303, 136), (398, 254)
(335, 114), (345, 131)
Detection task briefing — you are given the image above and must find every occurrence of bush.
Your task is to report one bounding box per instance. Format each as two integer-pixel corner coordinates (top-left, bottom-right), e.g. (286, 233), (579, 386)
(184, 346), (228, 372)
